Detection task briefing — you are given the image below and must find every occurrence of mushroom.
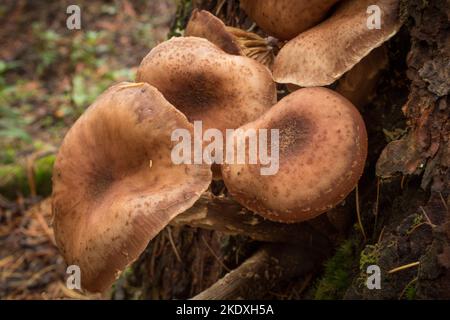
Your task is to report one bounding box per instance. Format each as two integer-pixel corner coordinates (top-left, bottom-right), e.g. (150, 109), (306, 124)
(273, 0), (401, 87)
(221, 87), (368, 223)
(185, 9), (242, 55)
(185, 9), (278, 67)
(52, 82), (212, 292)
(336, 46), (389, 107)
(285, 46), (390, 108)
(136, 36), (277, 134)
(240, 0), (341, 41)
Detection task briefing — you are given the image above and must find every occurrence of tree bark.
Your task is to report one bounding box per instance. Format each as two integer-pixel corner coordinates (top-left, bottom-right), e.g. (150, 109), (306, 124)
(345, 0), (449, 299)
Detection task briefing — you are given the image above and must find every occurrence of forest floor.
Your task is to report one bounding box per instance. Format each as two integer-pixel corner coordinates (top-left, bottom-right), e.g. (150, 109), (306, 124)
(0, 0), (176, 299)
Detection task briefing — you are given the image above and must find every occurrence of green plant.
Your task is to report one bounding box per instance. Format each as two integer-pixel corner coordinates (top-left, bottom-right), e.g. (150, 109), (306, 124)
(70, 31), (112, 68)
(314, 239), (361, 299)
(0, 105), (31, 142)
(32, 23), (62, 75)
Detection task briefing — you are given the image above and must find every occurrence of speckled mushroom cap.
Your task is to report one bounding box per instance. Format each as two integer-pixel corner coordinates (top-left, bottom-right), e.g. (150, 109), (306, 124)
(273, 0), (401, 87)
(221, 87), (368, 223)
(185, 9), (242, 55)
(240, 0), (340, 40)
(52, 82), (212, 292)
(136, 37), (277, 133)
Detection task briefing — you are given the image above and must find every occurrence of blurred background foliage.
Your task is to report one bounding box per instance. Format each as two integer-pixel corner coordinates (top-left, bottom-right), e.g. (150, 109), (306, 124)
(0, 0), (176, 199)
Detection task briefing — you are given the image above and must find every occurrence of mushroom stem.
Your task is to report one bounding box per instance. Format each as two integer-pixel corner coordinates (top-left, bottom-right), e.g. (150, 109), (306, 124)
(225, 26), (277, 68)
(191, 244), (322, 300)
(172, 191), (333, 248)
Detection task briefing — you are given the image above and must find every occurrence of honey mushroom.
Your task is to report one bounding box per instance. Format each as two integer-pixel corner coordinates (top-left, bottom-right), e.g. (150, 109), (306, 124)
(136, 36), (276, 134)
(273, 0), (401, 87)
(221, 87), (368, 223)
(52, 82), (212, 292)
(240, 0), (341, 41)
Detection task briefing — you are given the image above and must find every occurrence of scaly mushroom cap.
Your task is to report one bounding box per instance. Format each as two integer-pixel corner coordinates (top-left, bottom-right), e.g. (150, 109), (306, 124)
(240, 0), (340, 40)
(221, 87), (367, 223)
(136, 37), (276, 133)
(185, 9), (242, 55)
(52, 82), (212, 292)
(273, 0), (401, 87)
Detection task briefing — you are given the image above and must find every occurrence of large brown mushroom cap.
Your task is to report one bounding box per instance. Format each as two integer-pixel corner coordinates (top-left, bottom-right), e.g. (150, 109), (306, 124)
(136, 37), (276, 133)
(240, 0), (340, 41)
(52, 82), (212, 292)
(221, 87), (368, 223)
(273, 0), (401, 87)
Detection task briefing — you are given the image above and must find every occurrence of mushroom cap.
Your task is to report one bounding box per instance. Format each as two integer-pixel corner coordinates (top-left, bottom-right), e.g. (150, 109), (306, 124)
(136, 37), (276, 133)
(240, 0), (340, 40)
(221, 87), (368, 223)
(185, 9), (242, 55)
(273, 0), (401, 87)
(336, 46), (389, 107)
(52, 82), (212, 292)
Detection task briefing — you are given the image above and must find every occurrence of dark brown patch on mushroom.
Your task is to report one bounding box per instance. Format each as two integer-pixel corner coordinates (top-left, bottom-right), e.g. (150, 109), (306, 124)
(88, 169), (114, 199)
(269, 114), (315, 156)
(162, 72), (225, 120)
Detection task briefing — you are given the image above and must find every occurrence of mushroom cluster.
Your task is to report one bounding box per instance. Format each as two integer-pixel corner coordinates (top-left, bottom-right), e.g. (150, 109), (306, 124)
(52, 1), (401, 293)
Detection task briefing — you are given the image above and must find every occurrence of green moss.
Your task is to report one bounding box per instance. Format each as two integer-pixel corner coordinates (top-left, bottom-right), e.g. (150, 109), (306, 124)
(405, 284), (417, 300)
(0, 146), (16, 164)
(0, 163), (28, 198)
(35, 155), (55, 196)
(359, 244), (381, 272)
(314, 239), (360, 300)
(406, 213), (425, 234)
(0, 154), (55, 198)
